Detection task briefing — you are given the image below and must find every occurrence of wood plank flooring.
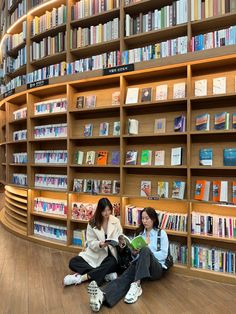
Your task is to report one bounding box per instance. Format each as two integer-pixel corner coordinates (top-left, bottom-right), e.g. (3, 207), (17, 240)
(0, 192), (236, 314)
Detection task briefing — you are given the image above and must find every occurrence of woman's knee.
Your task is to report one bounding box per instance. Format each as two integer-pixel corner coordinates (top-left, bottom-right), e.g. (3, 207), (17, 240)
(69, 256), (78, 270)
(139, 246), (151, 255)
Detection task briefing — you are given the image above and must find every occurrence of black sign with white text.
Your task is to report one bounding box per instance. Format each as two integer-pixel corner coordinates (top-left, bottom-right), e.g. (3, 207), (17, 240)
(27, 79), (49, 89)
(103, 64), (134, 76)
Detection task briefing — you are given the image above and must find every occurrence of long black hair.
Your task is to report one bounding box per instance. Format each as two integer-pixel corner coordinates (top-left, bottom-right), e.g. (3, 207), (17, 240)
(137, 207), (159, 234)
(89, 197), (113, 229)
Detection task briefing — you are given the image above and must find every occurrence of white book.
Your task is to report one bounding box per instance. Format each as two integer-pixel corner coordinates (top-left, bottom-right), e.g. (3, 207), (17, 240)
(213, 77), (226, 95)
(154, 150), (165, 166)
(85, 151), (96, 165)
(77, 151), (84, 165)
(194, 79), (207, 97)
(171, 147), (183, 166)
(156, 84), (168, 100)
(173, 82), (186, 99)
(113, 121), (120, 136)
(128, 119), (139, 135)
(125, 87), (139, 104)
(219, 181), (228, 202)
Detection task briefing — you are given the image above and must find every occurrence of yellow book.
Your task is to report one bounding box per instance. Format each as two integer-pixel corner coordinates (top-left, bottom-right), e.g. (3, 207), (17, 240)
(194, 0), (198, 20)
(208, 0), (213, 17)
(221, 0), (225, 14)
(205, 0), (209, 18)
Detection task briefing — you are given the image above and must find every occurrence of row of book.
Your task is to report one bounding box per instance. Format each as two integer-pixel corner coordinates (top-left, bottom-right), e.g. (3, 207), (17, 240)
(122, 36), (188, 64)
(2, 21), (26, 52)
(125, 0), (188, 36)
(1, 75), (26, 94)
(34, 220), (67, 242)
(73, 178), (120, 195)
(194, 76), (236, 97)
(34, 98), (67, 115)
(34, 197), (68, 216)
(31, 4), (67, 36)
(70, 18), (119, 48)
(140, 180), (186, 199)
(13, 129), (27, 141)
(191, 25), (236, 51)
(73, 229), (87, 247)
(125, 83), (186, 104)
(191, 0), (236, 21)
(125, 147), (183, 166)
(195, 180), (236, 203)
(127, 116), (186, 135)
(170, 242), (188, 265)
(30, 32), (66, 61)
(12, 173), (27, 186)
(13, 107), (27, 120)
(191, 212), (236, 238)
(192, 245), (236, 274)
(2, 47), (26, 75)
(34, 150), (68, 164)
(13, 152), (27, 164)
(76, 91), (120, 108)
(71, 0), (120, 20)
(76, 150), (120, 166)
(83, 121), (120, 137)
(10, 0), (26, 24)
(34, 123), (67, 139)
(125, 205), (187, 231)
(195, 112), (236, 131)
(35, 174), (67, 189)
(200, 148), (236, 167)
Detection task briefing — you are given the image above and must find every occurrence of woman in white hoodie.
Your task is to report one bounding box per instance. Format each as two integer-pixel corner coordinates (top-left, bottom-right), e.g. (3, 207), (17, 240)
(63, 198), (122, 286)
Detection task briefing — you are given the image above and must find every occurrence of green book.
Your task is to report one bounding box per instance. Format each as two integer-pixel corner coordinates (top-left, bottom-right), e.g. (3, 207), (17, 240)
(105, 234), (147, 250)
(140, 150), (152, 166)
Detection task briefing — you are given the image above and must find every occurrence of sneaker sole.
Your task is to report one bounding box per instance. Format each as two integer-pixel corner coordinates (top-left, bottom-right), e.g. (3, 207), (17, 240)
(124, 288), (143, 304)
(88, 281), (99, 295)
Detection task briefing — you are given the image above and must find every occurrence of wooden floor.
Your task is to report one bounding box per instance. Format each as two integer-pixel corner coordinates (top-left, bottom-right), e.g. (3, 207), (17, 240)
(0, 193), (236, 314)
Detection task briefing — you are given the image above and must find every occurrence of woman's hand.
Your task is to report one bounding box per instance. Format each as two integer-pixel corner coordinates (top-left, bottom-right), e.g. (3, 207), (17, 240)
(99, 241), (109, 248)
(131, 249), (140, 256)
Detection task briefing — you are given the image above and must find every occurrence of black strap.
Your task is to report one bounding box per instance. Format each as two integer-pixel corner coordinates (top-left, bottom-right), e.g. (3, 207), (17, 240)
(156, 228), (161, 251)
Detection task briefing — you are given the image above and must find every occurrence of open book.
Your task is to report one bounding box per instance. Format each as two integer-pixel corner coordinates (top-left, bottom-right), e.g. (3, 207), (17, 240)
(105, 234), (147, 250)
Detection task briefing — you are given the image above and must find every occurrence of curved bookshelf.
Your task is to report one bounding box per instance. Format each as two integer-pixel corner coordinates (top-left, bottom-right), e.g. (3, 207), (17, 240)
(0, 0), (236, 284)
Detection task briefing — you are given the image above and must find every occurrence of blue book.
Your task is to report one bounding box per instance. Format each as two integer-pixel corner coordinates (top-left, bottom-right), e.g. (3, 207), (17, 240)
(199, 148), (213, 166)
(111, 151), (120, 165)
(223, 148), (236, 166)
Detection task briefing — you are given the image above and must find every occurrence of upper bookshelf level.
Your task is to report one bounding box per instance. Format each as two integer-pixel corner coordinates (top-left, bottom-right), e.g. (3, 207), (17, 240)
(0, 0), (236, 96)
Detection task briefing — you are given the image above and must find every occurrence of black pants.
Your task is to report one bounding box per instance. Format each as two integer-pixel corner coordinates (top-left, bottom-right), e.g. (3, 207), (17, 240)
(69, 255), (117, 286)
(101, 246), (163, 307)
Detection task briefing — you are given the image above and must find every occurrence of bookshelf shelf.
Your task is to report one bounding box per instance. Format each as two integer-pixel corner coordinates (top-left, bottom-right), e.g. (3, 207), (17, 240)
(124, 24), (187, 48)
(30, 23), (67, 42)
(31, 212), (67, 221)
(69, 106), (120, 116)
(30, 164), (67, 168)
(7, 41), (26, 58)
(70, 8), (120, 28)
(9, 163), (27, 167)
(70, 39), (120, 59)
(123, 99), (187, 113)
(30, 112), (67, 119)
(71, 218), (89, 224)
(9, 117), (27, 125)
(7, 65), (27, 80)
(124, 0), (167, 14)
(31, 187), (68, 193)
(191, 12), (236, 34)
(31, 51), (67, 68)
(70, 164), (120, 169)
(191, 234), (236, 244)
(29, 138), (67, 142)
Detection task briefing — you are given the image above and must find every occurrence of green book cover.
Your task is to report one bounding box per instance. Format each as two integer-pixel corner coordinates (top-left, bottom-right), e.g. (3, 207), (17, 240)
(141, 150), (152, 166)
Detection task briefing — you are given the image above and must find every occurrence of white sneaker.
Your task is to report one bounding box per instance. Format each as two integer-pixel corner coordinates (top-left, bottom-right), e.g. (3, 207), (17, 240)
(63, 273), (81, 286)
(124, 282), (142, 304)
(88, 281), (104, 312)
(104, 272), (118, 282)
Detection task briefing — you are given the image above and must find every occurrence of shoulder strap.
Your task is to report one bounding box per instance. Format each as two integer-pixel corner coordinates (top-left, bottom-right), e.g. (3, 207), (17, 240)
(156, 228), (161, 251)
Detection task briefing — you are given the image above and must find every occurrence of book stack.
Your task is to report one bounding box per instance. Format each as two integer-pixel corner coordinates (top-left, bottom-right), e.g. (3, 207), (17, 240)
(34, 197), (67, 216)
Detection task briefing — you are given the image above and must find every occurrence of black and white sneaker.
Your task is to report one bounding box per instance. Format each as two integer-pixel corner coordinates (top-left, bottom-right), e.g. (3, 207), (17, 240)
(88, 281), (104, 312)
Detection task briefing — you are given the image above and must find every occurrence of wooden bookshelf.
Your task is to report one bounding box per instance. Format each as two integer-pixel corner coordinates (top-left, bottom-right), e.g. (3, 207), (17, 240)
(0, 0), (236, 284)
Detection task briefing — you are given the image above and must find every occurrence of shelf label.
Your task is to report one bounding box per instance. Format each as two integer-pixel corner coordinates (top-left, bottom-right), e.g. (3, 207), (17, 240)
(103, 64), (134, 76)
(27, 79), (49, 89)
(147, 196), (160, 200)
(3, 88), (15, 98)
